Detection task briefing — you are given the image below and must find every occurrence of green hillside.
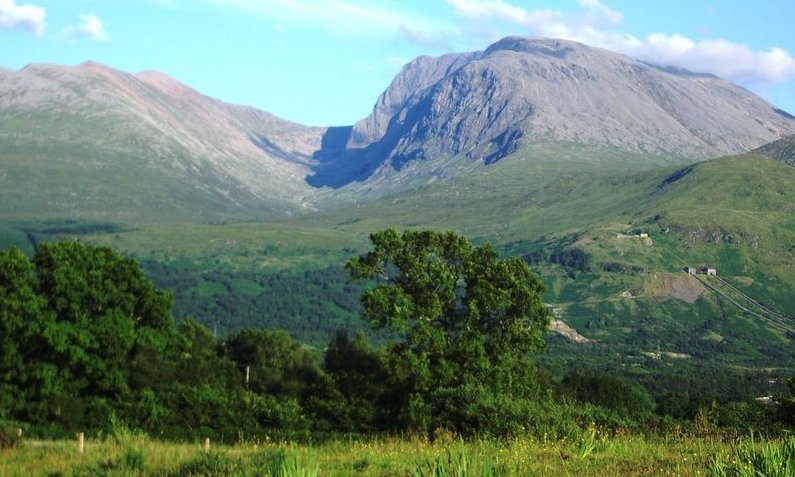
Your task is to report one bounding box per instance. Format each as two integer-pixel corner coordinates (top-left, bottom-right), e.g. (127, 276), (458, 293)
(2, 143), (792, 372)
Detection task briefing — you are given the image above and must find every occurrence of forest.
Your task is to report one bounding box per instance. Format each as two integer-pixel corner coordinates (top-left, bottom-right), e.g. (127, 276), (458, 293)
(1, 231), (793, 474)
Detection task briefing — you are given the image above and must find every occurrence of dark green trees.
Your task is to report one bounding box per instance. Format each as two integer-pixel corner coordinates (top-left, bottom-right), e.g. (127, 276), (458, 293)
(225, 329), (321, 399)
(346, 228), (550, 433)
(0, 242), (320, 438)
(0, 242), (176, 427)
(0, 247), (45, 420)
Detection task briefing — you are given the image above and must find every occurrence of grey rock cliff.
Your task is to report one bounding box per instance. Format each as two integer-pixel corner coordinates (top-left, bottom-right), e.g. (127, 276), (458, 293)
(317, 37), (795, 188)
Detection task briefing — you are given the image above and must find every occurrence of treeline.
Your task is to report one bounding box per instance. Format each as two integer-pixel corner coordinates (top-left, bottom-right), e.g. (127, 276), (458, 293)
(1, 240), (793, 443)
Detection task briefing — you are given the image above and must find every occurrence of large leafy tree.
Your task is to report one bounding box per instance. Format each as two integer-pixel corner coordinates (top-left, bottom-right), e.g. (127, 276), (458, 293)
(0, 242), (176, 425)
(346, 228), (549, 432)
(33, 242), (174, 400)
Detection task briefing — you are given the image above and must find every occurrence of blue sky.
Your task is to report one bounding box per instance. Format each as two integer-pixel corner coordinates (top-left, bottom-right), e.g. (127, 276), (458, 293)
(2, 0), (795, 126)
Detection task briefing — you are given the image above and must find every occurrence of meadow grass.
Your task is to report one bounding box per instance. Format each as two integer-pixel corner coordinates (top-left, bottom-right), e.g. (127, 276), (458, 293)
(0, 432), (739, 477)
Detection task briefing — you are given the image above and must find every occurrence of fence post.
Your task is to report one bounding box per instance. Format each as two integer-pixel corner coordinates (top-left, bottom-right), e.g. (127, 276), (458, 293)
(203, 437), (210, 454)
(77, 432), (84, 454)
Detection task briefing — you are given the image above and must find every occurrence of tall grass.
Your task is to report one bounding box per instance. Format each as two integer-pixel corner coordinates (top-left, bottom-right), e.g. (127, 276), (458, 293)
(0, 431), (761, 476)
(710, 434), (795, 477)
(409, 444), (505, 477)
(270, 448), (320, 477)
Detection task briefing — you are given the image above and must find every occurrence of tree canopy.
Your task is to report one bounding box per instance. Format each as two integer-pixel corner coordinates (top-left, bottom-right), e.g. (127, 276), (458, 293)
(346, 228), (550, 432)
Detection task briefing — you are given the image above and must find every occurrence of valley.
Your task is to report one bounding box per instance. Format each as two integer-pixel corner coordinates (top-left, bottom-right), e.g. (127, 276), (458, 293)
(2, 36), (794, 400)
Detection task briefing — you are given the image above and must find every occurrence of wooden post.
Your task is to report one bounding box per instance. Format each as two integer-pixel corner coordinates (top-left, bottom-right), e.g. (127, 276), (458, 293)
(203, 437), (210, 454)
(77, 432), (84, 454)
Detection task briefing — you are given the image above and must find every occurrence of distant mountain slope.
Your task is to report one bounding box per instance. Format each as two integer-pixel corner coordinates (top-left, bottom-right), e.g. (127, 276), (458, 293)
(4, 36), (795, 221)
(309, 37), (795, 188)
(0, 62), (323, 222)
(754, 134), (795, 166)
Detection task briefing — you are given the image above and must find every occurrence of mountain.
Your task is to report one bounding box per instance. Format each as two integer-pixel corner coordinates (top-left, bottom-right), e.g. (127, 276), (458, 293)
(4, 37), (795, 217)
(0, 61), (323, 222)
(755, 134), (795, 166)
(3, 37), (795, 368)
(308, 37), (795, 189)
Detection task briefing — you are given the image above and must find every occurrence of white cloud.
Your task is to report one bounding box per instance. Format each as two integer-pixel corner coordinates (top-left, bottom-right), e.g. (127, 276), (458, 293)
(443, 0), (795, 87)
(625, 35), (795, 86)
(64, 13), (109, 42)
(76, 14), (108, 42)
(206, 0), (450, 39)
(0, 0), (45, 37)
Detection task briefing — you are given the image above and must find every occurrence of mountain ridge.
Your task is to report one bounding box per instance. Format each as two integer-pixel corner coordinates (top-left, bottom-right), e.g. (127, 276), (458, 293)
(0, 61), (325, 221)
(307, 37), (795, 189)
(3, 36), (795, 219)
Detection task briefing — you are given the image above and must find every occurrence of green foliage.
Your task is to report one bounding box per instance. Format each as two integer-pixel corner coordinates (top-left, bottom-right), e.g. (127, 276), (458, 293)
(710, 435), (795, 477)
(346, 228), (549, 434)
(775, 379), (795, 426)
(225, 329), (320, 399)
(142, 262), (366, 345)
(0, 242), (177, 426)
(560, 373), (656, 419)
(318, 330), (390, 431)
(524, 241), (592, 275)
(0, 247), (45, 419)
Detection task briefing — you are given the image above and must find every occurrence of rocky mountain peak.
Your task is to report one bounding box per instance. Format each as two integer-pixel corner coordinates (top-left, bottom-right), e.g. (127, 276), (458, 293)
(308, 36), (795, 189)
(483, 36), (581, 57)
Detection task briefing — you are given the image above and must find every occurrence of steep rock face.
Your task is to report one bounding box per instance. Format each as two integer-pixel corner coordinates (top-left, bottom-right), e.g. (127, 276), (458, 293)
(0, 62), (324, 220)
(319, 37), (795, 187)
(755, 134), (795, 166)
(348, 52), (481, 148)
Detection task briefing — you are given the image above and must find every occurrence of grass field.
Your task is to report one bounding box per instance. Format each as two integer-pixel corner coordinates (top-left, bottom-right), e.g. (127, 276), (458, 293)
(0, 431), (754, 477)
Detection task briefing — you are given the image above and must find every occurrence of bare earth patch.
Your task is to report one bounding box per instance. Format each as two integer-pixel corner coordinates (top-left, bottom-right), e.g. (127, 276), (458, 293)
(644, 273), (705, 303)
(550, 319), (593, 343)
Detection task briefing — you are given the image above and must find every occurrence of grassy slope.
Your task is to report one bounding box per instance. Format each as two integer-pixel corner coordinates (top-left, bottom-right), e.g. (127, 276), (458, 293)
(3, 143), (793, 367)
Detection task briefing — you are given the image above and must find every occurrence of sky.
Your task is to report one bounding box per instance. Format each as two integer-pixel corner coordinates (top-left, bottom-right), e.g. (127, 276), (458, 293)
(2, 0), (795, 126)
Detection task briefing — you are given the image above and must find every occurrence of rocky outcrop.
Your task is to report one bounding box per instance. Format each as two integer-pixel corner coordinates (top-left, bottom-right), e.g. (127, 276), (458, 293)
(755, 134), (795, 166)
